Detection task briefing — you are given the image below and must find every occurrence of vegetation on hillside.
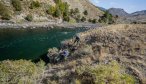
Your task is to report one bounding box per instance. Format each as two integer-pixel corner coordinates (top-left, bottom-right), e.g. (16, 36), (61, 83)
(99, 11), (114, 24)
(11, 0), (22, 11)
(29, 1), (41, 9)
(25, 14), (33, 21)
(75, 61), (135, 84)
(0, 60), (45, 84)
(0, 2), (11, 20)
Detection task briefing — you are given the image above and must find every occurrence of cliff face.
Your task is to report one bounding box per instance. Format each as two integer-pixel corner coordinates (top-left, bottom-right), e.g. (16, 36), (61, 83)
(0, 0), (103, 23)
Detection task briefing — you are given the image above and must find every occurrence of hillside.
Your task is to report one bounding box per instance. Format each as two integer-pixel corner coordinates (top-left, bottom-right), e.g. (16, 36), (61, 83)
(41, 24), (146, 84)
(0, 24), (146, 83)
(0, 0), (103, 23)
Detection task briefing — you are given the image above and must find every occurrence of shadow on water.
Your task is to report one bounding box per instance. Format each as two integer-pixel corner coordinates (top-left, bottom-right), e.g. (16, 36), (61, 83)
(32, 53), (50, 65)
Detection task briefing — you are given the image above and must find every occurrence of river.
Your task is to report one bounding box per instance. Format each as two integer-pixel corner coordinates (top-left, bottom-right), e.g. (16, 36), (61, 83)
(0, 28), (86, 61)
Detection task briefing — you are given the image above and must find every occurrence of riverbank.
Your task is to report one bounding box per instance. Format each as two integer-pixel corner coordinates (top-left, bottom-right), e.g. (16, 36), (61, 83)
(0, 21), (102, 29)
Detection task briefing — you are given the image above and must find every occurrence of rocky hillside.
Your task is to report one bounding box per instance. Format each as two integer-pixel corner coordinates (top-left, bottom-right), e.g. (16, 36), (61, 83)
(108, 8), (129, 17)
(0, 0), (103, 23)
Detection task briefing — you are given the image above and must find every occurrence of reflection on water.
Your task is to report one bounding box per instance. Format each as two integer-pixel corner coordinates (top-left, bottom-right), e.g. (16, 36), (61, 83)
(0, 28), (86, 61)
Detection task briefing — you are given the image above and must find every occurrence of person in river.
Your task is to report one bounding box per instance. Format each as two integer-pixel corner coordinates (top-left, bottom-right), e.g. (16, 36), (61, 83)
(74, 34), (80, 44)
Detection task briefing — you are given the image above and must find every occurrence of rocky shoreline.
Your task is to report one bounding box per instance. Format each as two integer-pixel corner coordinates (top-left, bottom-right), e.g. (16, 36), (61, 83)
(0, 21), (103, 29)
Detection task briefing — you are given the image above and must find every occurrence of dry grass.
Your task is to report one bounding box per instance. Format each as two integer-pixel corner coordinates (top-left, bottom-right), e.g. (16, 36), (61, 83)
(44, 24), (146, 84)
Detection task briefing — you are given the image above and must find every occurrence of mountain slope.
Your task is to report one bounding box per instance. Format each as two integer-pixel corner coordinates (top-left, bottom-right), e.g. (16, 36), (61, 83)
(0, 0), (103, 23)
(108, 8), (129, 17)
(131, 10), (146, 16)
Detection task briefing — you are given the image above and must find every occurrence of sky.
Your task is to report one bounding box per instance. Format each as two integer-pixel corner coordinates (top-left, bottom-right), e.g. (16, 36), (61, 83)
(89, 0), (146, 13)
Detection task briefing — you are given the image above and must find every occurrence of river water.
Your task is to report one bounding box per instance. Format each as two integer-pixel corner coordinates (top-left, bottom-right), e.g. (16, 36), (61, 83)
(0, 28), (86, 61)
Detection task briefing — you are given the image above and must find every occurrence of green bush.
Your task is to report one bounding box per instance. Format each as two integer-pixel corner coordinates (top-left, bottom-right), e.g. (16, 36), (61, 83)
(63, 16), (70, 22)
(76, 61), (136, 84)
(0, 60), (45, 84)
(30, 1), (41, 9)
(25, 14), (33, 21)
(53, 7), (61, 17)
(92, 19), (97, 23)
(74, 8), (80, 14)
(46, 5), (56, 15)
(0, 2), (11, 20)
(11, 0), (22, 11)
(83, 10), (88, 16)
(81, 16), (86, 22)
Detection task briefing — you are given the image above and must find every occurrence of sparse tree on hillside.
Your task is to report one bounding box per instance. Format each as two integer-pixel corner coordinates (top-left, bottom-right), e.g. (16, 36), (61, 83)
(53, 7), (61, 17)
(0, 2), (11, 20)
(81, 16), (86, 22)
(11, 0), (22, 11)
(83, 10), (88, 16)
(99, 11), (114, 24)
(46, 5), (56, 15)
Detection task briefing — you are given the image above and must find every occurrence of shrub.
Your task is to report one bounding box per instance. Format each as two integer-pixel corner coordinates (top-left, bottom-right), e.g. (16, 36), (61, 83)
(0, 2), (11, 20)
(73, 44), (93, 57)
(54, 0), (61, 4)
(92, 19), (97, 23)
(25, 14), (33, 21)
(74, 8), (80, 14)
(83, 10), (88, 16)
(0, 60), (45, 84)
(46, 5), (56, 15)
(63, 16), (70, 22)
(53, 7), (61, 17)
(11, 0), (22, 11)
(30, 1), (41, 9)
(88, 18), (92, 22)
(76, 61), (136, 84)
(81, 16), (86, 22)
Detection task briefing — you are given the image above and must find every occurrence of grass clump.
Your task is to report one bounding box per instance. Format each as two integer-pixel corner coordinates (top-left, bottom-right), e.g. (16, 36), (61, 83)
(75, 61), (136, 84)
(11, 0), (22, 11)
(0, 60), (45, 84)
(0, 2), (11, 20)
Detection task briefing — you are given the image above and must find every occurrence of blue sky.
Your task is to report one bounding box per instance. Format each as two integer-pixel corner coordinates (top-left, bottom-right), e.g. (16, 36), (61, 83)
(89, 0), (146, 13)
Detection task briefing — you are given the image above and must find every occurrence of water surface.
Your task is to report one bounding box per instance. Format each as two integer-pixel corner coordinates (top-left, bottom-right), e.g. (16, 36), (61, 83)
(0, 28), (85, 61)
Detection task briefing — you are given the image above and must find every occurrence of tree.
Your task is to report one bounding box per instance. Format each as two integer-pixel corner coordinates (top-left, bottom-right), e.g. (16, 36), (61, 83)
(81, 16), (86, 22)
(0, 2), (11, 20)
(11, 0), (22, 11)
(83, 10), (88, 16)
(29, 1), (41, 9)
(92, 19), (97, 23)
(46, 5), (55, 15)
(53, 7), (61, 17)
(98, 11), (114, 24)
(74, 8), (79, 14)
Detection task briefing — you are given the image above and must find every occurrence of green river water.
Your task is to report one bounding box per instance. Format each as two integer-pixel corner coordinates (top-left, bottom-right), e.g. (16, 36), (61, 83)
(0, 28), (85, 61)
